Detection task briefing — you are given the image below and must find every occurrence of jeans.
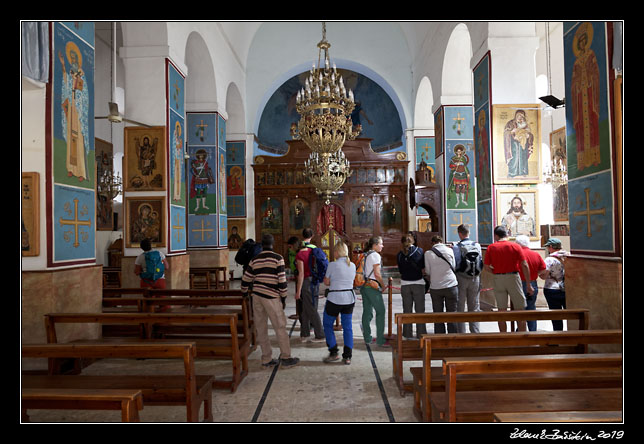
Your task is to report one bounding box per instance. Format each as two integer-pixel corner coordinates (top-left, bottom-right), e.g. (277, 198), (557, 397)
(429, 286), (459, 334)
(323, 301), (354, 359)
(456, 275), (481, 333)
(401, 284), (427, 338)
(522, 280), (539, 331)
(543, 288), (566, 330)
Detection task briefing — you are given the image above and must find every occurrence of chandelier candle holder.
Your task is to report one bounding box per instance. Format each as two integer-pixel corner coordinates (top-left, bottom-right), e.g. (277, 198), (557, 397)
(98, 169), (122, 200)
(294, 22), (360, 203)
(304, 150), (352, 205)
(543, 158), (568, 189)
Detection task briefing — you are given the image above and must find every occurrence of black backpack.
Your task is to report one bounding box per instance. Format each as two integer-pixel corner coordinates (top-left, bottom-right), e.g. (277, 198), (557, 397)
(235, 239), (258, 270)
(456, 240), (483, 276)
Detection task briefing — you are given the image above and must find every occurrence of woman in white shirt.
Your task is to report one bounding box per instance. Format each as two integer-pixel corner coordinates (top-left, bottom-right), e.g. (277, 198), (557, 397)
(424, 235), (459, 333)
(322, 241), (356, 364)
(360, 236), (389, 347)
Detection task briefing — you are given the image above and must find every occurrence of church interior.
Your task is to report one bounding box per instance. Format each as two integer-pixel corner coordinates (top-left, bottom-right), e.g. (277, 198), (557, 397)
(21, 21), (623, 424)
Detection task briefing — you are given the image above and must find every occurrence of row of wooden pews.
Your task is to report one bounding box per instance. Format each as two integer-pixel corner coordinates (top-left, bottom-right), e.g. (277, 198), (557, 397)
(21, 287), (251, 422)
(392, 310), (623, 423)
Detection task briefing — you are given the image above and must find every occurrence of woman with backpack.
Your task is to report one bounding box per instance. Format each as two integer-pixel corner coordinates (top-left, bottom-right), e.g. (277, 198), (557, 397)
(322, 241), (356, 364)
(396, 234), (427, 339)
(360, 236), (389, 347)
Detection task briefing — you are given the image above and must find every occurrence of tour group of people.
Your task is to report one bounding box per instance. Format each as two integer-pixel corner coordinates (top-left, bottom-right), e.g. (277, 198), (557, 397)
(138, 225), (567, 370)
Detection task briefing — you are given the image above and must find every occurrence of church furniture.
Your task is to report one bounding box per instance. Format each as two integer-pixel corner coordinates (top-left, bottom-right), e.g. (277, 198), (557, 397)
(431, 352), (622, 422)
(21, 342), (214, 422)
(492, 411), (623, 423)
(411, 329), (623, 422)
(189, 267), (228, 289)
(102, 267), (122, 288)
(22, 387), (144, 423)
(392, 309), (592, 395)
(44, 312), (249, 393)
(252, 138), (410, 266)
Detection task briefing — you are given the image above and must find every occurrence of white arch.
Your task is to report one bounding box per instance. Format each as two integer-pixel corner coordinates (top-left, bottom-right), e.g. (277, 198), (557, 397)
(225, 82), (245, 135)
(414, 76), (434, 130)
(184, 31), (217, 111)
(441, 23), (473, 104)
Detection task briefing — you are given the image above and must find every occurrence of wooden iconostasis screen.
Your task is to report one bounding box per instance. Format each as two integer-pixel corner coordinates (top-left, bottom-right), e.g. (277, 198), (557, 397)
(252, 139), (409, 265)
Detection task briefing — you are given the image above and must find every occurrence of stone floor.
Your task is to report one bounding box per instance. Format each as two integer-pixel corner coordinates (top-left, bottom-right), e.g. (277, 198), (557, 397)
(23, 278), (558, 424)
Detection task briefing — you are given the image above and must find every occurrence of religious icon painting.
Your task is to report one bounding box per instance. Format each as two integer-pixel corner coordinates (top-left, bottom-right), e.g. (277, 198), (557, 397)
(289, 198), (311, 234)
(444, 106), (473, 140)
(188, 214), (217, 248)
(125, 196), (165, 248)
(187, 146), (217, 216)
(187, 113), (217, 146)
(22, 173), (40, 257)
(169, 204), (187, 252)
(549, 126), (569, 222)
(379, 195), (403, 234)
(218, 147), (227, 215)
(51, 22), (95, 190)
(227, 196), (245, 218)
(418, 218), (432, 233)
(53, 184), (96, 263)
(95, 138), (114, 231)
(564, 22), (613, 181)
(474, 106), (492, 202)
(169, 113), (186, 207)
(227, 219), (246, 250)
(445, 140), (475, 211)
(260, 198), (282, 233)
(124, 126), (166, 192)
(434, 108), (444, 157)
(477, 199), (493, 245)
(219, 214), (228, 248)
(492, 104), (541, 184)
(352, 197), (374, 233)
(495, 187), (539, 240)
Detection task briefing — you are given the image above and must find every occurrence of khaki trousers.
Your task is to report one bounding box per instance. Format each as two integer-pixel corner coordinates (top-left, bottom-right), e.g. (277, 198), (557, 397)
(252, 295), (292, 364)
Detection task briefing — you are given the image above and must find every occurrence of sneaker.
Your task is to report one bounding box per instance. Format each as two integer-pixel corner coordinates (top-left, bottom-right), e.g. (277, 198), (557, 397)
(280, 357), (300, 368)
(323, 353), (340, 363)
(261, 358), (280, 369)
(377, 340), (392, 348)
(300, 336), (312, 343)
(310, 337), (326, 343)
(342, 358), (351, 365)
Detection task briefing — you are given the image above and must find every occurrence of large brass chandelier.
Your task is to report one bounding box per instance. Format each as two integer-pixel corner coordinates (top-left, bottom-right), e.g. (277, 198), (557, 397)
(293, 22), (360, 204)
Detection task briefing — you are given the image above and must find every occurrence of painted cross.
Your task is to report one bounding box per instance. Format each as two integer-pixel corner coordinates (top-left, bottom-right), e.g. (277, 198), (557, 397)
(172, 212), (185, 243)
(59, 198), (91, 248)
(573, 187), (606, 238)
(192, 218), (214, 242)
(196, 119), (208, 141)
(452, 112), (465, 134)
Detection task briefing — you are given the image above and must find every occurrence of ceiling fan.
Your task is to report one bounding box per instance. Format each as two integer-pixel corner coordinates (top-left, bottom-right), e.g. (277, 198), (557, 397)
(95, 22), (152, 128)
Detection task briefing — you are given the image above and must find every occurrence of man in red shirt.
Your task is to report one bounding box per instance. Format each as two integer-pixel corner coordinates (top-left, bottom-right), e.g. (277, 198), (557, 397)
(515, 235), (546, 331)
(295, 228), (325, 342)
(483, 226), (533, 332)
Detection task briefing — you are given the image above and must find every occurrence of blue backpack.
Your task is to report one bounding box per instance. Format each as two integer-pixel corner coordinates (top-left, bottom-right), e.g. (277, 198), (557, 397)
(305, 243), (328, 286)
(140, 250), (165, 282)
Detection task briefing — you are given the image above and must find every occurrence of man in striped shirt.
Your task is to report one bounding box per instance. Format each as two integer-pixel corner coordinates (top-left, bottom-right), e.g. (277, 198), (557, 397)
(241, 234), (299, 369)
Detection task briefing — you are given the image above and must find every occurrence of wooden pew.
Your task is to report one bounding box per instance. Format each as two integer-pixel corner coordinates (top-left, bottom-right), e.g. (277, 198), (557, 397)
(189, 267), (228, 289)
(432, 352), (622, 422)
(493, 411), (623, 423)
(45, 312), (250, 393)
(393, 309), (591, 395)
(22, 342), (213, 422)
(22, 388), (144, 422)
(411, 329), (623, 422)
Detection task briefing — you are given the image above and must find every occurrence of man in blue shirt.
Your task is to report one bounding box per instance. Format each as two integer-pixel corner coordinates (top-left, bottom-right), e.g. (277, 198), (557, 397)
(452, 224), (482, 333)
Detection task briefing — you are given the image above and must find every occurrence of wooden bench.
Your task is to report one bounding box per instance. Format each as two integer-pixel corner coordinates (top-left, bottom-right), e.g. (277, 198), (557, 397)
(393, 309), (591, 395)
(432, 352), (622, 422)
(45, 312), (250, 393)
(493, 411), (623, 423)
(22, 388), (144, 422)
(189, 267), (228, 289)
(411, 329), (623, 422)
(22, 342), (213, 422)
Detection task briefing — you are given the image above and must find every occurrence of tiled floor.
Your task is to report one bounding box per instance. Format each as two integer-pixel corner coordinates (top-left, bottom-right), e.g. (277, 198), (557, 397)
(24, 278), (557, 423)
